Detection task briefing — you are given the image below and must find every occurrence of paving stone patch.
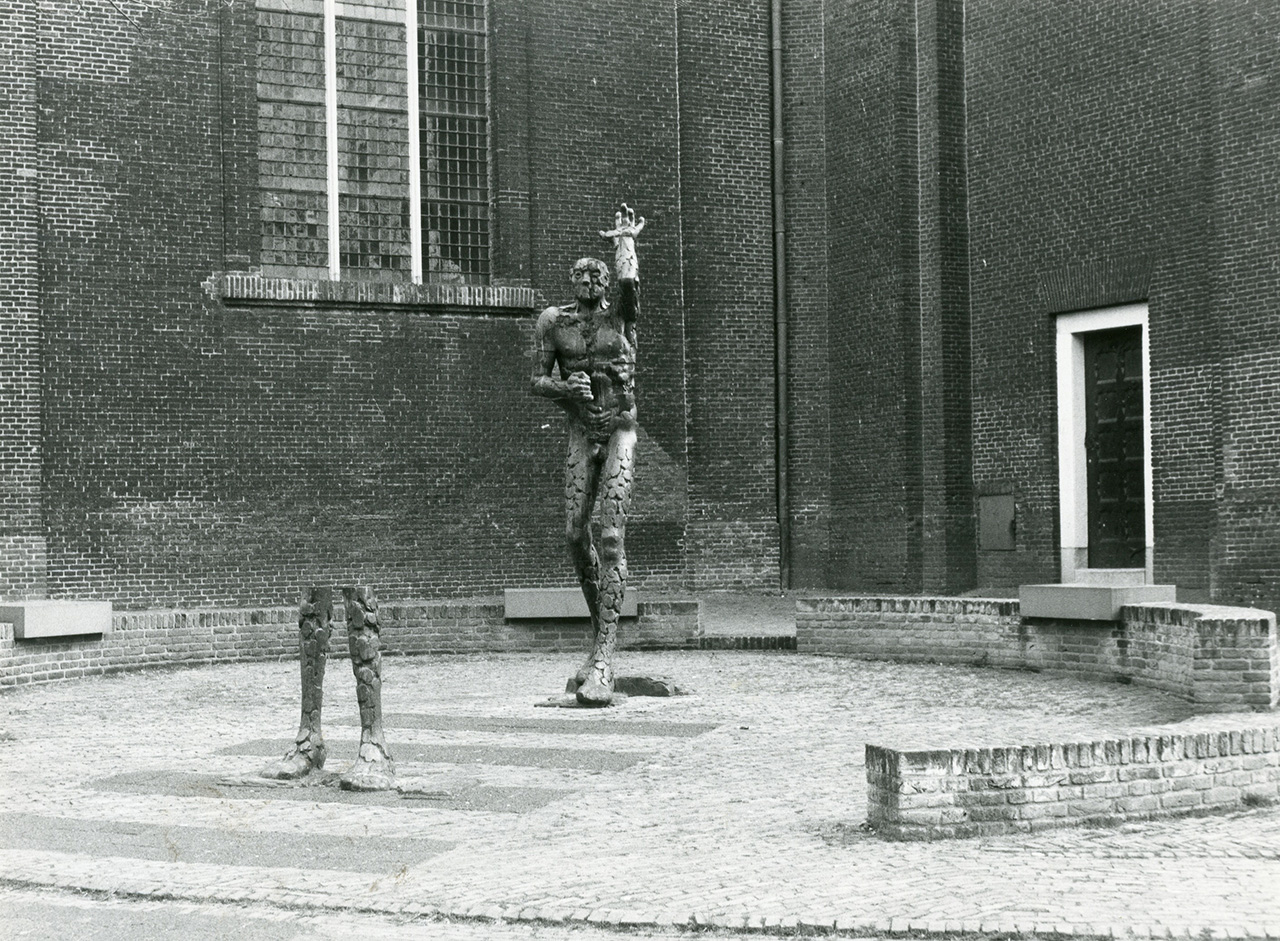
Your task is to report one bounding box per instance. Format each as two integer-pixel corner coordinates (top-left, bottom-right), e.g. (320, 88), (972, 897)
(333, 713), (719, 738)
(0, 812), (452, 872)
(92, 771), (571, 813)
(223, 738), (647, 772)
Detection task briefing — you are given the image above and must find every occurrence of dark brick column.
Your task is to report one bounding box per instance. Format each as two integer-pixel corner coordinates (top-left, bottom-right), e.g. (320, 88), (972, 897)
(1210, 0), (1280, 612)
(678, 0), (778, 588)
(825, 0), (911, 591)
(902, 0), (976, 594)
(782, 0), (832, 588)
(932, 0), (976, 592)
(0, 0), (47, 598)
(898, 0), (938, 591)
(825, 0), (974, 594)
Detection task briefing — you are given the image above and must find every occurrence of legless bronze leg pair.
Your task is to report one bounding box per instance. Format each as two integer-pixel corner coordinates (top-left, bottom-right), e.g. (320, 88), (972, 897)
(261, 586), (395, 791)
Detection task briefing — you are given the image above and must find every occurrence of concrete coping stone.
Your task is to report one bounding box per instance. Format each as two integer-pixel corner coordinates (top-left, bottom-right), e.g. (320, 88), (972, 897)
(1122, 601), (1276, 626)
(798, 594), (1276, 629)
(107, 597), (694, 628)
(216, 273), (536, 311)
(797, 596), (1020, 616)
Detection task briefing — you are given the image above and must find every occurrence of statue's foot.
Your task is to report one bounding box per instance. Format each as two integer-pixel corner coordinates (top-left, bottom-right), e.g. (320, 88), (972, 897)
(261, 737), (325, 780)
(339, 743), (395, 792)
(573, 654), (595, 687)
(575, 659), (615, 707)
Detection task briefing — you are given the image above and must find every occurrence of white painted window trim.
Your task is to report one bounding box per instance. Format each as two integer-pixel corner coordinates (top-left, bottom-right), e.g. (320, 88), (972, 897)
(405, 0), (423, 284)
(317, 0), (489, 285)
(1055, 303), (1153, 584)
(323, 0), (341, 280)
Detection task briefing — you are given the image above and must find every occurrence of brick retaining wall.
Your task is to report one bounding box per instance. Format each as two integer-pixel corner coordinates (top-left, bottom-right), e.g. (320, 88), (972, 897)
(0, 600), (699, 689)
(797, 596), (1279, 711)
(867, 723), (1280, 840)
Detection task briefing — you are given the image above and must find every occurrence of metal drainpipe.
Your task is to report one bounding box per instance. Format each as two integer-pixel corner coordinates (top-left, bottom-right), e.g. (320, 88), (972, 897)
(770, 0), (791, 589)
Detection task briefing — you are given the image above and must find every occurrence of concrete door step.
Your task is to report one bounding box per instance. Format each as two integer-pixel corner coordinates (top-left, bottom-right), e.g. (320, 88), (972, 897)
(1019, 583), (1176, 621)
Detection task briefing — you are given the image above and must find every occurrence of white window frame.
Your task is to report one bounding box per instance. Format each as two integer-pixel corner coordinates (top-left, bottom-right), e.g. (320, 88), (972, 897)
(323, 0), (341, 279)
(318, 0), (489, 284)
(1055, 303), (1153, 584)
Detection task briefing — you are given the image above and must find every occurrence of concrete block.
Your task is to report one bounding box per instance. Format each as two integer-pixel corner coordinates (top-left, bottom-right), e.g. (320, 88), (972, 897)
(503, 587), (639, 619)
(0, 600), (113, 639)
(1018, 583), (1176, 620)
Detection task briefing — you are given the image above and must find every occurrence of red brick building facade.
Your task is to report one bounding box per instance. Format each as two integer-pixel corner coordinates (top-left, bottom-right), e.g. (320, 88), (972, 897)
(1, 0), (1277, 612)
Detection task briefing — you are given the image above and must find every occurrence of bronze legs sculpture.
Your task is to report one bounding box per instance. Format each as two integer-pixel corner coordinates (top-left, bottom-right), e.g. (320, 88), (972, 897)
(340, 586), (394, 790)
(262, 585), (395, 791)
(261, 586), (333, 779)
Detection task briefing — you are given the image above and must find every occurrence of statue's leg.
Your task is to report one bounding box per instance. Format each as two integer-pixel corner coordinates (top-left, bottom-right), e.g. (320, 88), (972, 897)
(262, 587), (332, 779)
(339, 586), (395, 791)
(565, 424), (603, 685)
(576, 425), (636, 706)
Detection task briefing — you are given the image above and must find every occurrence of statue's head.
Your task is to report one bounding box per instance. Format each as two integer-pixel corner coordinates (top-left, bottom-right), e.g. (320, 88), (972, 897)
(570, 257), (609, 304)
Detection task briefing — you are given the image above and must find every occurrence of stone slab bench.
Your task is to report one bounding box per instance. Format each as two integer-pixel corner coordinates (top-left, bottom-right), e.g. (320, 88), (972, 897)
(0, 601), (113, 639)
(504, 587), (638, 619)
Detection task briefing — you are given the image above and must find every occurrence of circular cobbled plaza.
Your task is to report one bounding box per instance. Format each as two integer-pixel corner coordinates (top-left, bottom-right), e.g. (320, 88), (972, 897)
(2, 609), (1280, 941)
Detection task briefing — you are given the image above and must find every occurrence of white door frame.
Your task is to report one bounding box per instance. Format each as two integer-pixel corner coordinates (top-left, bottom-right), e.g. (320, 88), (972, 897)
(1055, 303), (1153, 584)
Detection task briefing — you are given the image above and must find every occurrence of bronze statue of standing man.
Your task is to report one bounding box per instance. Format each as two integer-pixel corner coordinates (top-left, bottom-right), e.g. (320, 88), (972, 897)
(532, 205), (646, 706)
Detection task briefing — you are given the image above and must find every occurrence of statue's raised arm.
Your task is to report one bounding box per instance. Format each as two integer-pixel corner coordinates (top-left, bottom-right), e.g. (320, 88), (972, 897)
(600, 202), (644, 328)
(600, 202), (645, 283)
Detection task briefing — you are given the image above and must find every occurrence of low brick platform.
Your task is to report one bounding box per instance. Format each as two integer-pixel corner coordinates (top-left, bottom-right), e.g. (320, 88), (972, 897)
(0, 599), (700, 688)
(867, 723), (1280, 840)
(797, 596), (1280, 711)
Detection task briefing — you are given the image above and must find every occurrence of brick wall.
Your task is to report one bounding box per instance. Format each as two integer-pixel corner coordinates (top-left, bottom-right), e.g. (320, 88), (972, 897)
(0, 599), (700, 689)
(964, 0), (1220, 594)
(824, 0), (911, 592)
(797, 596), (1279, 711)
(867, 723), (1280, 840)
(24, 0), (791, 609)
(38, 0), (239, 605)
(524, 0), (696, 587)
(815, 0), (1280, 605)
(1211, 1), (1280, 612)
(781, 0), (830, 588)
(819, 0), (974, 594)
(0, 0), (46, 599)
(932, 0), (975, 593)
(18, 0), (1280, 610)
(676, 0), (778, 590)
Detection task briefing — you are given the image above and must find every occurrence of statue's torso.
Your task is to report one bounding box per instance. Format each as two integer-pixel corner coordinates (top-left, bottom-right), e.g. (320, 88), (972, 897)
(549, 304), (636, 441)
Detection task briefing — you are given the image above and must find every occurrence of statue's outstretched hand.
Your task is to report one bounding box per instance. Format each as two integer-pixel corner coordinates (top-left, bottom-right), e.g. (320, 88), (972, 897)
(600, 203), (645, 283)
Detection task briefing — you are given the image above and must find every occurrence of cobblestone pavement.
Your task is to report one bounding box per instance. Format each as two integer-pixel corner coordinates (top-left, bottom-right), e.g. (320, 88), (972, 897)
(2, 649), (1279, 939)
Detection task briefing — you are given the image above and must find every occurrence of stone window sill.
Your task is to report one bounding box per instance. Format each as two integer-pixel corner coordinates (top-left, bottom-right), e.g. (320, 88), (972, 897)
(214, 274), (535, 312)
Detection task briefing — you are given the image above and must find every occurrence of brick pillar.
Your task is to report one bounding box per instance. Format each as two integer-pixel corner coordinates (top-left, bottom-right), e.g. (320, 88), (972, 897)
(908, 0), (976, 594)
(1209, 1), (1280, 612)
(0, 0), (47, 599)
(1192, 609), (1278, 711)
